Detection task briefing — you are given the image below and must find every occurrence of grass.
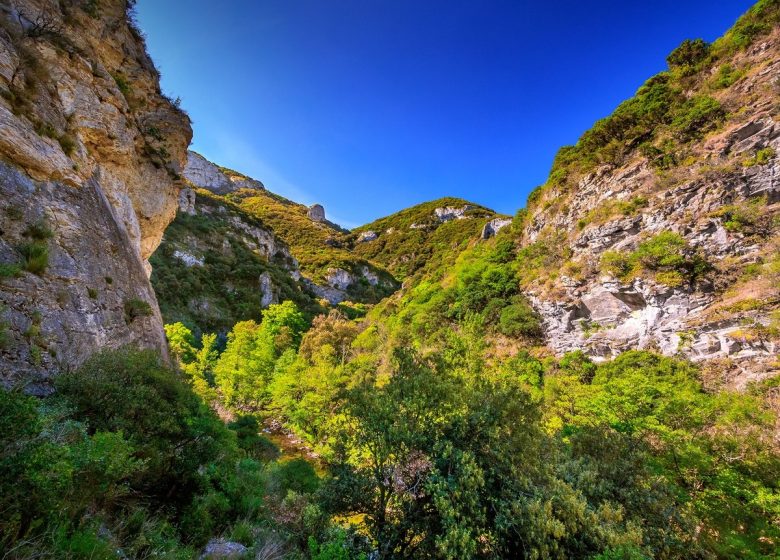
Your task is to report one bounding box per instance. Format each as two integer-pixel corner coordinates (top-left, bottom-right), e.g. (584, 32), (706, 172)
(112, 73), (131, 98)
(124, 298), (153, 324)
(0, 263), (22, 279)
(600, 232), (710, 287)
(19, 242), (49, 275)
(742, 147), (776, 167)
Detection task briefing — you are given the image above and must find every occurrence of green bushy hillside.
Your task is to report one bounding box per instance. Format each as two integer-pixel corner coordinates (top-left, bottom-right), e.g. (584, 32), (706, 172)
(225, 189), (398, 297)
(4, 1), (780, 559)
(348, 197), (504, 280)
(150, 189), (322, 335)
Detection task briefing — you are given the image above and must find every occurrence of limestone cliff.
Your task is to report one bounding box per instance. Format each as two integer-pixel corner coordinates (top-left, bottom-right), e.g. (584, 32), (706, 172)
(0, 0), (191, 391)
(180, 151), (399, 305)
(520, 21), (780, 386)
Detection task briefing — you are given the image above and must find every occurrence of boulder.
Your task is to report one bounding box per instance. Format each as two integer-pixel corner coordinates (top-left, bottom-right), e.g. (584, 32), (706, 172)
(481, 217), (512, 239)
(200, 539), (248, 560)
(307, 204), (326, 222)
(358, 230), (378, 242)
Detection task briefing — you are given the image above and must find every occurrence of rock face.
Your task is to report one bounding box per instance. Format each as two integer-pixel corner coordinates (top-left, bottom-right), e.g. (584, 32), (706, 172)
(183, 151), (264, 194)
(481, 217), (512, 239)
(200, 540), (247, 560)
(358, 230), (378, 242)
(0, 0), (192, 389)
(520, 33), (780, 384)
(434, 205), (473, 222)
(307, 204), (326, 222)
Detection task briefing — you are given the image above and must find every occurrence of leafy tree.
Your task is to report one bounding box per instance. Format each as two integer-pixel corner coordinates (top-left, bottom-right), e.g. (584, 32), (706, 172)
(667, 38), (711, 68)
(55, 348), (237, 508)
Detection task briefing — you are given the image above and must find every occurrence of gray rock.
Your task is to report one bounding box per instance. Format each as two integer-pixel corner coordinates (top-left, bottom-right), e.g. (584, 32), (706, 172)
(184, 151), (264, 194)
(434, 205), (473, 222)
(358, 230), (378, 242)
(178, 187), (197, 215)
(307, 204), (326, 222)
(481, 217), (512, 239)
(200, 539), (248, 560)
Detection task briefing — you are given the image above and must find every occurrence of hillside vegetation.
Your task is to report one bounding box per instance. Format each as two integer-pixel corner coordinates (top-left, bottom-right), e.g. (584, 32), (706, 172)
(2, 1), (780, 560)
(347, 197), (503, 280)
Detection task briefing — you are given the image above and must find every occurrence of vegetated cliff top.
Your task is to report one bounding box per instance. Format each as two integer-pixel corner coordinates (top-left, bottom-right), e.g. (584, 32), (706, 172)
(488, 0), (780, 379)
(347, 197), (506, 280)
(150, 188), (324, 334)
(180, 152), (398, 303)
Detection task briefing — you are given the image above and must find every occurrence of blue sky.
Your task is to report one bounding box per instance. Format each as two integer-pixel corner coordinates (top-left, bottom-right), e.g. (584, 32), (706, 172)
(137, 0), (755, 229)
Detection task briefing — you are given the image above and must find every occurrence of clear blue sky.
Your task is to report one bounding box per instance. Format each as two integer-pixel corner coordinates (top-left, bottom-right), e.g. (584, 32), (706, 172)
(137, 0), (755, 229)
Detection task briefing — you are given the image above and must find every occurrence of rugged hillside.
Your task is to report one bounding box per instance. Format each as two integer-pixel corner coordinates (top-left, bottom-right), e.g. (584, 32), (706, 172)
(150, 187), (323, 335)
(512, 0), (780, 385)
(180, 151), (399, 304)
(347, 197), (507, 280)
(0, 0), (191, 391)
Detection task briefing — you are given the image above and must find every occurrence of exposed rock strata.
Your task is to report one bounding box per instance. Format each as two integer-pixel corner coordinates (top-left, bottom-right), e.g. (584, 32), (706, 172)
(0, 0), (192, 388)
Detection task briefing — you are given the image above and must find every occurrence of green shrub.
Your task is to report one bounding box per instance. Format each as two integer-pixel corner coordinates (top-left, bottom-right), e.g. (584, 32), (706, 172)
(124, 298), (152, 323)
(601, 232), (709, 286)
(228, 415), (280, 461)
(58, 133), (77, 156)
(19, 241), (49, 275)
(666, 38), (710, 69)
(278, 458), (319, 494)
(24, 219), (53, 240)
(112, 73), (131, 97)
(712, 64), (742, 89)
(55, 348), (237, 505)
(742, 147), (776, 167)
(671, 96), (724, 138)
(498, 301), (542, 338)
(0, 263), (21, 279)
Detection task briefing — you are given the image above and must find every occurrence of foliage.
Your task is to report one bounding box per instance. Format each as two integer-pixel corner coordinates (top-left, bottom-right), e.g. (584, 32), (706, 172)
(19, 241), (49, 275)
(225, 188), (397, 299)
(601, 232), (709, 286)
(666, 38), (711, 69)
(150, 190), (323, 334)
(213, 302), (308, 410)
(123, 297), (152, 323)
(670, 95), (724, 139)
(348, 197), (499, 281)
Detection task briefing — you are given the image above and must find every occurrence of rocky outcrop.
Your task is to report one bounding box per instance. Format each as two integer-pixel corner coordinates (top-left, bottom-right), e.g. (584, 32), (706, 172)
(200, 540), (247, 560)
(358, 230), (378, 242)
(521, 33), (780, 384)
(307, 204), (326, 222)
(481, 217), (512, 239)
(184, 151), (264, 194)
(0, 0), (192, 389)
(434, 205), (474, 222)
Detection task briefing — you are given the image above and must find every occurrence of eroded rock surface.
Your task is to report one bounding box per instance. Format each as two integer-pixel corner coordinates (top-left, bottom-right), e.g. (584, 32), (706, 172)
(521, 36), (780, 385)
(0, 0), (192, 388)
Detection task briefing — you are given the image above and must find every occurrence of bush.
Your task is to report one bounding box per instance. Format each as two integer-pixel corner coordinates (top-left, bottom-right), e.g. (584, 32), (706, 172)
(498, 301), (542, 338)
(671, 96), (724, 139)
(19, 241), (49, 275)
(0, 263), (21, 279)
(124, 298), (152, 323)
(601, 232), (709, 286)
(55, 348), (237, 505)
(228, 415), (280, 461)
(278, 458), (319, 495)
(666, 38), (710, 68)
(58, 133), (77, 156)
(742, 147), (776, 167)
